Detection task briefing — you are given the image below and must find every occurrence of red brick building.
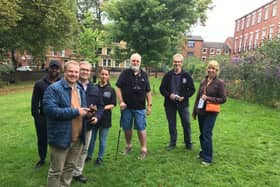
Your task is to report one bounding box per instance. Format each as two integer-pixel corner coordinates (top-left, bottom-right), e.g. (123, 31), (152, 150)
(182, 35), (204, 58)
(182, 35), (231, 61)
(233, 0), (280, 56)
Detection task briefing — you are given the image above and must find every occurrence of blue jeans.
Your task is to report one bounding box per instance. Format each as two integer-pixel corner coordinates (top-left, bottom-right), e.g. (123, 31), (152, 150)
(165, 105), (192, 146)
(87, 127), (109, 160)
(198, 113), (218, 163)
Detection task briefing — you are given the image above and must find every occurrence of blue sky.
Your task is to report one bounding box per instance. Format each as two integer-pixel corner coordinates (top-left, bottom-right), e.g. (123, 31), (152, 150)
(190, 0), (270, 42)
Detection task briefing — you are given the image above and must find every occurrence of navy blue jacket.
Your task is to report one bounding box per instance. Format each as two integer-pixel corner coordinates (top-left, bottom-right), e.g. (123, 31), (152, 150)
(43, 79), (87, 149)
(160, 70), (195, 108)
(79, 81), (104, 131)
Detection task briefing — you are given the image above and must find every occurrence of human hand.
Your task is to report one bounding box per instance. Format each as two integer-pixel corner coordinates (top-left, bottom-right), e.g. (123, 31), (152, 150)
(89, 117), (98, 124)
(79, 107), (90, 116)
(120, 102), (127, 111)
(201, 94), (207, 100)
(170, 93), (177, 101)
(146, 106), (151, 115)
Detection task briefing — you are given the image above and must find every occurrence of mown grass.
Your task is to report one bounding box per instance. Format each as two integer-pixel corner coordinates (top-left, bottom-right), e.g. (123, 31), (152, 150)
(0, 78), (279, 187)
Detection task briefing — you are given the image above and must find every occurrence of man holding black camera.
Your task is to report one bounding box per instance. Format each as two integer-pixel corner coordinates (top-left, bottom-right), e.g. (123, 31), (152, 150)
(160, 53), (195, 151)
(72, 61), (104, 183)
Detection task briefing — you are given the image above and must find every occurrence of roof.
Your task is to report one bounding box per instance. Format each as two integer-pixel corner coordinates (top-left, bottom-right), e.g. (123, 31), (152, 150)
(203, 42), (228, 49)
(186, 35), (204, 41)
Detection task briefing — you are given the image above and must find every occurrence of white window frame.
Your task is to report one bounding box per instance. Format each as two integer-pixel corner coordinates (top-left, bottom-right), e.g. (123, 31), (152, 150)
(202, 48), (207, 53)
(254, 30), (259, 48)
(216, 48), (222, 55)
(272, 2), (277, 17)
(264, 5), (269, 20)
(269, 25), (274, 39)
(236, 20), (240, 32)
(243, 34), (248, 51)
(210, 48), (215, 54)
(234, 37), (238, 53)
(262, 28), (267, 41)
(248, 32), (253, 50)
(252, 12), (256, 25)
(241, 17), (245, 30)
(246, 15), (251, 28)
(239, 36), (243, 52)
(257, 9), (262, 23)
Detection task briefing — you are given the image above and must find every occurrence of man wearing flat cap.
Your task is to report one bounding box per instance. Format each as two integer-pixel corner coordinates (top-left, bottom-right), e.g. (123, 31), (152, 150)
(31, 60), (61, 168)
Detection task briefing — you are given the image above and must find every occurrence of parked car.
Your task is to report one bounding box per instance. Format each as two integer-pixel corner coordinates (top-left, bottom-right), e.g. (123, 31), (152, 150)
(16, 66), (32, 71)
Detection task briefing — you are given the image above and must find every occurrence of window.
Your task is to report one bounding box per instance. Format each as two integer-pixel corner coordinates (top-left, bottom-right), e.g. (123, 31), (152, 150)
(269, 25), (274, 39)
(102, 59), (107, 66)
(107, 48), (111, 55)
(236, 20), (240, 32)
(187, 40), (195, 48)
(216, 49), (221, 55)
(234, 37), (238, 53)
(264, 5), (269, 20)
(61, 50), (65, 57)
(252, 12), (256, 25)
(187, 52), (194, 56)
(241, 17), (245, 30)
(254, 30), (259, 48)
(201, 56), (207, 61)
(239, 36), (243, 52)
(210, 48), (215, 54)
(278, 22), (280, 38)
(248, 32), (253, 50)
(97, 48), (102, 55)
(272, 2), (277, 17)
(262, 28), (267, 40)
(243, 34), (248, 51)
(108, 59), (111, 67)
(246, 15), (251, 28)
(202, 48), (207, 53)
(257, 10), (262, 23)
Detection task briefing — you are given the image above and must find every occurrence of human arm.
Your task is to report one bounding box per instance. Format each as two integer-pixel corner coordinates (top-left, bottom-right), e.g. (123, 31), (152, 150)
(116, 87), (127, 111)
(146, 91), (152, 115)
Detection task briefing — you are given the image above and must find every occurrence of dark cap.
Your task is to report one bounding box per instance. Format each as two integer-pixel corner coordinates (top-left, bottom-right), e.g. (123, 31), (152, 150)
(49, 60), (60, 68)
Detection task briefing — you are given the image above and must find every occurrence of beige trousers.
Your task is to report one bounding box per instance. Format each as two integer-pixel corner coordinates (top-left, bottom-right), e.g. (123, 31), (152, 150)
(47, 140), (82, 187)
(73, 130), (92, 176)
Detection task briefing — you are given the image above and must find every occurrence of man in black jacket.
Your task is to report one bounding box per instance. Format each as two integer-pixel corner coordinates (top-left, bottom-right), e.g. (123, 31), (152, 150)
(160, 54), (195, 151)
(72, 61), (104, 183)
(31, 60), (61, 168)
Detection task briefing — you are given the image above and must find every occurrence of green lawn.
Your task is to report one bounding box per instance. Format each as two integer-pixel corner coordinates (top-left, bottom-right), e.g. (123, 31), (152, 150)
(0, 78), (279, 187)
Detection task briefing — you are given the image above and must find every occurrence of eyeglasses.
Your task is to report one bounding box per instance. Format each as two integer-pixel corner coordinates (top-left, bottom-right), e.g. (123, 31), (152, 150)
(80, 68), (90, 72)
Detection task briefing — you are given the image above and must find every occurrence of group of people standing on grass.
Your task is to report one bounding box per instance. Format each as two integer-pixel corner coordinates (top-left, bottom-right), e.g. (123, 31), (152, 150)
(31, 52), (226, 187)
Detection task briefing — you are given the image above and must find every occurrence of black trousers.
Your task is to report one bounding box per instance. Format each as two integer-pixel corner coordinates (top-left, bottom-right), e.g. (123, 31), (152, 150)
(165, 104), (192, 146)
(34, 115), (47, 161)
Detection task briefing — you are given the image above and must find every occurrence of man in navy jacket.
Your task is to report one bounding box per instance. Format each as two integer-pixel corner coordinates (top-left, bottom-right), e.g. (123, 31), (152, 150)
(43, 60), (89, 187)
(160, 53), (195, 151)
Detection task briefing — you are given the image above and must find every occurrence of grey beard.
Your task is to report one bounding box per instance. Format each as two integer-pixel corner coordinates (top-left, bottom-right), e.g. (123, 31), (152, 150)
(130, 65), (140, 72)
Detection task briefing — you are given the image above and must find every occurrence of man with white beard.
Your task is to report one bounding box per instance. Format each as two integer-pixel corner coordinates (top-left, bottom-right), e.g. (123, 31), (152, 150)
(116, 53), (152, 160)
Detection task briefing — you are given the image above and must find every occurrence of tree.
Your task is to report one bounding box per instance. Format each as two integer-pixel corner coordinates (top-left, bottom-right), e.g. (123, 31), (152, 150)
(0, 0), (22, 31)
(104, 0), (212, 67)
(0, 0), (78, 67)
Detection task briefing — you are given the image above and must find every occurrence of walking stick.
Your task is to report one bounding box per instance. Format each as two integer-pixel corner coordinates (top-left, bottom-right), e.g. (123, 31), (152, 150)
(115, 111), (122, 160)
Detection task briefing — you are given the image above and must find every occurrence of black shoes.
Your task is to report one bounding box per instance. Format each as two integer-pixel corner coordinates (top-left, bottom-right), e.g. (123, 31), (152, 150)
(73, 174), (87, 183)
(85, 157), (92, 163)
(166, 144), (176, 151)
(186, 144), (193, 150)
(35, 160), (45, 168)
(95, 158), (103, 166)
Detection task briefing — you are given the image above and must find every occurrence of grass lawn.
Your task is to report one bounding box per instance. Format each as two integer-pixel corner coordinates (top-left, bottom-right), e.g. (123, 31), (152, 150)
(0, 78), (279, 187)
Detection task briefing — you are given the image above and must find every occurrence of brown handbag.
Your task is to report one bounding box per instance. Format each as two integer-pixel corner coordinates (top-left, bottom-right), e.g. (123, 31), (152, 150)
(205, 102), (220, 112)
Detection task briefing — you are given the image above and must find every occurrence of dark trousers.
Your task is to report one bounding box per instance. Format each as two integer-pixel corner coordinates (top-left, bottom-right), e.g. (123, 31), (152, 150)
(34, 115), (47, 161)
(198, 113), (218, 163)
(165, 104), (192, 146)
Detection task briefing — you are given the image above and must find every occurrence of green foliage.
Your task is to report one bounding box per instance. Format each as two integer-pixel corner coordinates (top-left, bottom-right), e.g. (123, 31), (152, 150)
(184, 56), (206, 80)
(219, 39), (280, 108)
(0, 80), (279, 186)
(104, 0), (212, 67)
(0, 0), (78, 62)
(0, 0), (22, 31)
